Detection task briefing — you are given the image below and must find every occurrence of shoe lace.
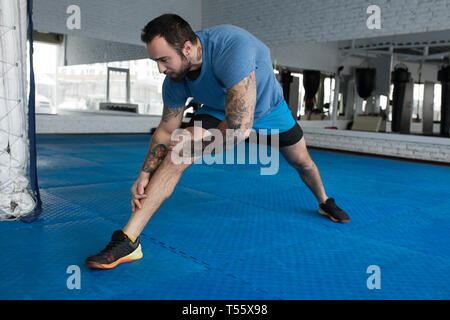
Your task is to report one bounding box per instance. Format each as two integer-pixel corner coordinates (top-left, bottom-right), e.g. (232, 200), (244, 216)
(100, 240), (122, 254)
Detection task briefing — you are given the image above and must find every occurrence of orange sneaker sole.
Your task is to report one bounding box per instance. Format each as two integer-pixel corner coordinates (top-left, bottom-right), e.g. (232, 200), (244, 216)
(86, 244), (143, 269)
(319, 208), (349, 223)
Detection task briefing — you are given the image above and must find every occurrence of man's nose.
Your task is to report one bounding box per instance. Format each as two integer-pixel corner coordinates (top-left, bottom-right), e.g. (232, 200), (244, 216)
(157, 62), (167, 74)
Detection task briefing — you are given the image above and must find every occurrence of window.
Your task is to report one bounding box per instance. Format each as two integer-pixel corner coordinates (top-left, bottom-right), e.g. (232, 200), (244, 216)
(29, 40), (166, 115)
(323, 77), (335, 105)
(434, 84), (441, 122)
(30, 41), (58, 114)
(291, 72), (304, 118)
(58, 59), (165, 115)
(379, 95), (388, 110)
(323, 77), (335, 117)
(413, 83), (424, 119)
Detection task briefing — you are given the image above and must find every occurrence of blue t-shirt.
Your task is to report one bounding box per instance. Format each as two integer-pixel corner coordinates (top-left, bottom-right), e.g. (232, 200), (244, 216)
(162, 24), (284, 123)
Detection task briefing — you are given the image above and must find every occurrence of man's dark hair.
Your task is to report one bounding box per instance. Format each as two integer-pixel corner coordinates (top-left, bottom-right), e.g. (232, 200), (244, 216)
(141, 14), (197, 55)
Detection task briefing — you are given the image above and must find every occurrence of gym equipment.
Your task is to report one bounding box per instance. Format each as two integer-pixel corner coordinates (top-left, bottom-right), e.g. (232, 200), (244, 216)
(355, 68), (376, 99)
(302, 70), (321, 116)
(437, 65), (450, 136)
(280, 69), (293, 103)
(391, 65), (411, 133)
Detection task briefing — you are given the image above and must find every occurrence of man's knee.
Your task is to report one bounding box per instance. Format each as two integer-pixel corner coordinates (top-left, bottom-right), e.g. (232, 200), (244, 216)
(160, 149), (193, 172)
(289, 151), (315, 172)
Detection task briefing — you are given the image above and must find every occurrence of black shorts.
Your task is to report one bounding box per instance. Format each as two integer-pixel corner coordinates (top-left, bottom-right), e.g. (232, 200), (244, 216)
(187, 113), (303, 148)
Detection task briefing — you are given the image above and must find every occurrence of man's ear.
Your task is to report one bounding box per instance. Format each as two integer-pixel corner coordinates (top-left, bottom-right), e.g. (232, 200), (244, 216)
(182, 40), (193, 57)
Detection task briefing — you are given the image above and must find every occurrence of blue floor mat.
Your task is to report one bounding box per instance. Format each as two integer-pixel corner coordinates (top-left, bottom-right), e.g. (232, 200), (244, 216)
(0, 133), (449, 300)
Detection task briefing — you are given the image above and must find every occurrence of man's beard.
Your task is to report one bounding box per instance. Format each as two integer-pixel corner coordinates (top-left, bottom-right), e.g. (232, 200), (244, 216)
(169, 56), (192, 83)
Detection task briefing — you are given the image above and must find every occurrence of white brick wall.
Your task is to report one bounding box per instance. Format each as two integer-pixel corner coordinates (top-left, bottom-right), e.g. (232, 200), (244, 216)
(303, 126), (450, 163)
(36, 112), (161, 134)
(202, 0), (450, 47)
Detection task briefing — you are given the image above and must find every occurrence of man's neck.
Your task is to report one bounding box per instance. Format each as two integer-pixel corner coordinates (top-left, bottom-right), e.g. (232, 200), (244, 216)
(187, 37), (203, 80)
(187, 68), (201, 81)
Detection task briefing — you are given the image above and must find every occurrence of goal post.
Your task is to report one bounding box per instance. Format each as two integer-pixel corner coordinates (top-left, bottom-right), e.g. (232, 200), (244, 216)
(0, 0), (41, 221)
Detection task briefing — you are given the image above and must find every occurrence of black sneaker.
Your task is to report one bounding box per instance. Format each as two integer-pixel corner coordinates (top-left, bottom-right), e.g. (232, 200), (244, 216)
(86, 230), (143, 269)
(319, 198), (350, 223)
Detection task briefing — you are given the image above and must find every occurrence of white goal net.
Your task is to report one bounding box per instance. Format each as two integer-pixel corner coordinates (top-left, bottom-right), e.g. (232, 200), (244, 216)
(0, 0), (37, 221)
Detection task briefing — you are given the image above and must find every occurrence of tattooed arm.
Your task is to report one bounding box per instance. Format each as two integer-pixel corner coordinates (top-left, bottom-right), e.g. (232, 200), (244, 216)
(140, 136), (170, 175)
(175, 71), (257, 159)
(205, 70), (257, 153)
(141, 105), (185, 175)
(130, 105), (185, 212)
(223, 70), (256, 140)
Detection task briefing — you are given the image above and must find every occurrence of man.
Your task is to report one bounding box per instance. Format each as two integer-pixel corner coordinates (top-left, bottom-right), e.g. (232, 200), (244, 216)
(86, 14), (349, 270)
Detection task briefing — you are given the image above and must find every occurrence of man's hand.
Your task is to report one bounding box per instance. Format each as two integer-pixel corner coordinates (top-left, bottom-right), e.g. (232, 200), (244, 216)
(130, 171), (150, 212)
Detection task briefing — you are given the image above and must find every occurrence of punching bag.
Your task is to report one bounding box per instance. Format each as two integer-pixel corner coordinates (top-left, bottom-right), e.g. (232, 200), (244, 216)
(303, 70), (321, 112)
(438, 66), (450, 136)
(391, 65), (411, 133)
(355, 68), (376, 99)
(280, 69), (293, 103)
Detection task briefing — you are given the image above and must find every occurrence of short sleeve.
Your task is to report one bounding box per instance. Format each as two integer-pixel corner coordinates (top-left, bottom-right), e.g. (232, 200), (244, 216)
(162, 76), (189, 108)
(212, 36), (256, 89)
